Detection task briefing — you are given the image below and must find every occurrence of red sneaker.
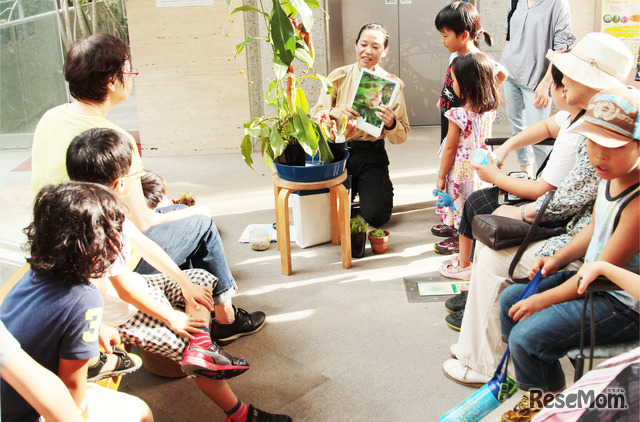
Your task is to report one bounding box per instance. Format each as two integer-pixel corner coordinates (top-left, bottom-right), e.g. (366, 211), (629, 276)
(181, 342), (249, 380)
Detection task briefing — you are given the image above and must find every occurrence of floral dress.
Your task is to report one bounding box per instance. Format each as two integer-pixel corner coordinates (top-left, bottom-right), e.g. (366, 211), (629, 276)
(437, 107), (495, 228)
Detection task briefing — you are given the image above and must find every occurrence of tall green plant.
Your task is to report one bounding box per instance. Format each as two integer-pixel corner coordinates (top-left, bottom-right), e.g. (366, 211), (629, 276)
(226, 0), (334, 171)
(56, 0), (128, 53)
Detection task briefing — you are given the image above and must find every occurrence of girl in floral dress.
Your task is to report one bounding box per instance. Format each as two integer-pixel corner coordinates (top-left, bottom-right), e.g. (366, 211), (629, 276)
(434, 52), (498, 255)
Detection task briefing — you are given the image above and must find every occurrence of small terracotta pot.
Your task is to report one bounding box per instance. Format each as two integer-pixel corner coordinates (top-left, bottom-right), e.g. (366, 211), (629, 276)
(367, 229), (390, 254)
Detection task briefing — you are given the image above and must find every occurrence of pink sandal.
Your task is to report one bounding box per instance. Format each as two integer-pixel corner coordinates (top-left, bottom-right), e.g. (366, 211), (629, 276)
(439, 255), (472, 280)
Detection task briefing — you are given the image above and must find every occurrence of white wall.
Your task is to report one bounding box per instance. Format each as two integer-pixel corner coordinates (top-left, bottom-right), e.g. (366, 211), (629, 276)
(125, 0), (597, 155)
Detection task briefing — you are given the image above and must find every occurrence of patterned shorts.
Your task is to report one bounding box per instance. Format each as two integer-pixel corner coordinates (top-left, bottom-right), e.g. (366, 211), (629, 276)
(118, 268), (217, 363)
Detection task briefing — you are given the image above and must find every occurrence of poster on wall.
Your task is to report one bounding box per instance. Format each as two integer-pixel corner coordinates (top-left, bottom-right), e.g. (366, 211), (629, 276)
(595, 0), (640, 83)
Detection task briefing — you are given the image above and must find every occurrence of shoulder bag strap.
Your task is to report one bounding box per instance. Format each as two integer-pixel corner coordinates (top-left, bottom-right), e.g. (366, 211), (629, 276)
(506, 0), (519, 41)
(509, 190), (557, 281)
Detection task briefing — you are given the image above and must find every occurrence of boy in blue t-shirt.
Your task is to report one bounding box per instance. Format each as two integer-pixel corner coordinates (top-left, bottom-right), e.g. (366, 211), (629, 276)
(66, 128), (292, 422)
(0, 182), (152, 422)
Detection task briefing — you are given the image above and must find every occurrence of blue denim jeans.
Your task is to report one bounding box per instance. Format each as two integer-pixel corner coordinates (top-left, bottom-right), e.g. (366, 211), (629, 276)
(134, 207), (237, 305)
(499, 271), (639, 392)
(503, 77), (552, 170)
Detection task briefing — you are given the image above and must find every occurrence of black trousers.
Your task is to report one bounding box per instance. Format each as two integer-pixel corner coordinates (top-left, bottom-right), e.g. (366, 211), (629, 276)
(458, 187), (501, 239)
(346, 141), (393, 228)
(440, 113), (448, 144)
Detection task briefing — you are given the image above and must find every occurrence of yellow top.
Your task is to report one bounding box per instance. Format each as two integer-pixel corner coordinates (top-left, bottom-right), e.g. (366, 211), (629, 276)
(310, 63), (410, 145)
(31, 103), (143, 196)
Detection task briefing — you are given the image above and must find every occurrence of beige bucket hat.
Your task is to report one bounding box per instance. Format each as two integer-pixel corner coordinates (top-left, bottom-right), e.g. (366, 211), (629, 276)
(570, 86), (640, 147)
(546, 32), (633, 90)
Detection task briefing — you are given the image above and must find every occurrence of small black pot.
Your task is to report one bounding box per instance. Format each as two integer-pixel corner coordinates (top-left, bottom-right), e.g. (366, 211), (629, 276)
(276, 142), (305, 166)
(351, 232), (366, 258)
(328, 142), (346, 162)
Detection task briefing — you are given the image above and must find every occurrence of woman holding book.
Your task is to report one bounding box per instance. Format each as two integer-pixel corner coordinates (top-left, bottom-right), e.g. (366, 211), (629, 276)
(310, 23), (409, 228)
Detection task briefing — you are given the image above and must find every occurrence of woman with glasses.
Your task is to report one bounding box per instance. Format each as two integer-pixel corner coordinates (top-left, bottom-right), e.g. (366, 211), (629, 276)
(31, 34), (141, 197)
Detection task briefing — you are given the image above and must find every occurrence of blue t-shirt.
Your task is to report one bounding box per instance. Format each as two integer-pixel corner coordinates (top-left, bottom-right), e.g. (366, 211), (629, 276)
(0, 269), (103, 422)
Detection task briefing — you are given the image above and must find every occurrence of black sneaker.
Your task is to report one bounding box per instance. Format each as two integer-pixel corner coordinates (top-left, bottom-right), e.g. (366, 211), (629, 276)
(445, 309), (464, 331)
(247, 405), (292, 422)
(211, 306), (266, 345)
(445, 291), (468, 313)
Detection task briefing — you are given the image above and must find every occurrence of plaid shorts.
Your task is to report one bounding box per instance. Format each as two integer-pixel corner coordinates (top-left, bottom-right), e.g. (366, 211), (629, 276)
(118, 268), (217, 363)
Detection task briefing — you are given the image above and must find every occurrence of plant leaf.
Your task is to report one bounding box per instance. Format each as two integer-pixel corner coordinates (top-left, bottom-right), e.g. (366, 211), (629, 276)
(229, 5), (269, 18)
(241, 134), (254, 170)
(269, 125), (287, 158)
(295, 87), (308, 114)
(293, 111), (318, 156)
(304, 0), (321, 8)
(294, 42), (313, 65)
(314, 73), (334, 94)
(317, 134), (334, 163)
(289, 0), (314, 31)
(262, 140), (275, 170)
(272, 59), (288, 80)
(270, 0), (295, 66)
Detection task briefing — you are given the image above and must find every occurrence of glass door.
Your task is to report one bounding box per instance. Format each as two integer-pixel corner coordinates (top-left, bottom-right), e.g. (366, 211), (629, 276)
(0, 0), (68, 149)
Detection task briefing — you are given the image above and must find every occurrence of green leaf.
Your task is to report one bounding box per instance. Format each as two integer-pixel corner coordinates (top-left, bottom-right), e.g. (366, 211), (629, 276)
(294, 42), (313, 65)
(269, 125), (287, 158)
(304, 73), (333, 94)
(241, 134), (254, 170)
(262, 141), (275, 170)
(246, 125), (262, 137)
(294, 111), (318, 156)
(234, 37), (255, 57)
(295, 87), (308, 114)
(229, 5), (269, 18)
(289, 0), (314, 31)
(304, 0), (321, 8)
(270, 0), (296, 66)
(317, 135), (334, 163)
(272, 59), (288, 81)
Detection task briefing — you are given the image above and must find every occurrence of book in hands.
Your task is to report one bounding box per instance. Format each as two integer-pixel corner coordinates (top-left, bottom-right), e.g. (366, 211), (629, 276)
(349, 68), (399, 138)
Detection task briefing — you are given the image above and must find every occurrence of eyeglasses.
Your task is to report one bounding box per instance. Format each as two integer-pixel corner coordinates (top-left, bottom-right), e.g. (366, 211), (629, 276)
(124, 67), (139, 78)
(122, 169), (146, 179)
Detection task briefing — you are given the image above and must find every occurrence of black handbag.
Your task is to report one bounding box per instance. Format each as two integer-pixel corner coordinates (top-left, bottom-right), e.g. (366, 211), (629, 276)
(472, 215), (565, 251)
(472, 190), (565, 251)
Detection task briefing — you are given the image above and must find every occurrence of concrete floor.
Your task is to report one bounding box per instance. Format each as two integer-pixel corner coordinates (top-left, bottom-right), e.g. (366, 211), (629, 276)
(1, 105), (580, 420)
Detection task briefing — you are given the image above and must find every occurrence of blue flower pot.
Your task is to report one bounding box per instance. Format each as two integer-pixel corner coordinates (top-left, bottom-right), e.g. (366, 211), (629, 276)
(273, 152), (349, 182)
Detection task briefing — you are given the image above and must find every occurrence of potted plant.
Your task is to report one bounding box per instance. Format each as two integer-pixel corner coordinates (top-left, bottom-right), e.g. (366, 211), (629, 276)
(226, 0), (335, 171)
(368, 228), (390, 254)
(319, 114), (356, 162)
(350, 215), (368, 258)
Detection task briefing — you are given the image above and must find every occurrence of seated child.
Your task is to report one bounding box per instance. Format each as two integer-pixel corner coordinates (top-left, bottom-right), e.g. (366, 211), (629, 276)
(141, 170), (171, 210)
(0, 182), (153, 422)
(499, 86), (640, 421)
(1, 319), (85, 422)
(441, 63), (584, 281)
(66, 128), (291, 422)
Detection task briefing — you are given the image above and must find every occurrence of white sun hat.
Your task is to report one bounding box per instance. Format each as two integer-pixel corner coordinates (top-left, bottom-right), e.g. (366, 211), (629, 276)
(546, 32), (633, 91)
